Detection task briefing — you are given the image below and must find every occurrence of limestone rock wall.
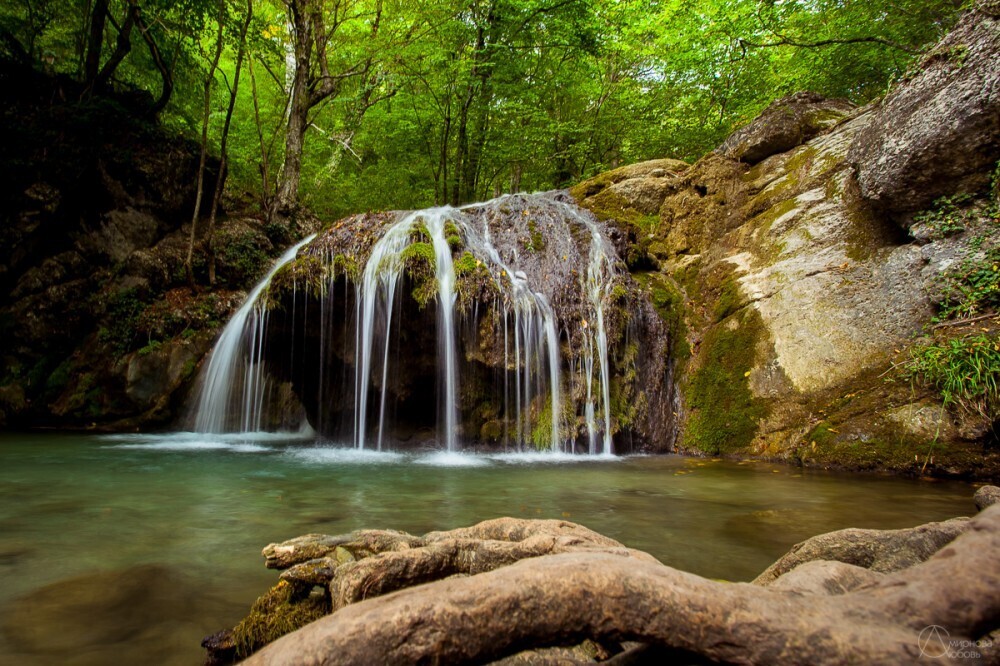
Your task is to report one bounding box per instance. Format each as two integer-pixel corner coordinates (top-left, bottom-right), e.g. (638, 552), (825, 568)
(574, 5), (1000, 477)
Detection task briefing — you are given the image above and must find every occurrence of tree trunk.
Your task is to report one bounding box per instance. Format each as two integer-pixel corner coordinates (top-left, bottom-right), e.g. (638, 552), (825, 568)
(206, 0), (253, 286)
(83, 0), (110, 87)
(133, 4), (173, 115)
(184, 0), (226, 288)
(243, 507), (1000, 666)
(248, 56), (273, 211)
(274, 0), (313, 215)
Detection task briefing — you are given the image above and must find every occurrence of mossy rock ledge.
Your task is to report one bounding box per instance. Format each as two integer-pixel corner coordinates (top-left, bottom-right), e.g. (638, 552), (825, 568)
(574, 3), (1000, 480)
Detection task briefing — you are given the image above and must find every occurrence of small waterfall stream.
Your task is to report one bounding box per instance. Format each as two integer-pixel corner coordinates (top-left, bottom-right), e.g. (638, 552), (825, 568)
(190, 192), (669, 453)
(191, 234), (316, 433)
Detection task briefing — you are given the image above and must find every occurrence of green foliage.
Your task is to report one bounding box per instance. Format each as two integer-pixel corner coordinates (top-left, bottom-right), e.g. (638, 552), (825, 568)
(138, 340), (164, 356)
(98, 288), (144, 356)
(934, 247), (1000, 322)
(905, 334), (1000, 424)
(0, 0), (965, 218)
(219, 231), (269, 284)
(912, 193), (975, 240)
(683, 310), (766, 455)
(903, 193), (1000, 429)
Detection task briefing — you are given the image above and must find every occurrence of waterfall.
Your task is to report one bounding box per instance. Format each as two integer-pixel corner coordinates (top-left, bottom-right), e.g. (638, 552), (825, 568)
(191, 234), (316, 433)
(350, 205), (564, 451)
(189, 192), (645, 453)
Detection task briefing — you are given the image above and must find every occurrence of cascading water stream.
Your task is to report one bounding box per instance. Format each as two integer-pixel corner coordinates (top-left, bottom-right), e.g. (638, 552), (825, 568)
(351, 205), (564, 452)
(188, 192), (653, 454)
(191, 234), (316, 433)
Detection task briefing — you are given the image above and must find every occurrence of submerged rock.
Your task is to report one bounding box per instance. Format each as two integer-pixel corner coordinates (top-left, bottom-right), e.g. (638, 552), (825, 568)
(1, 564), (236, 665)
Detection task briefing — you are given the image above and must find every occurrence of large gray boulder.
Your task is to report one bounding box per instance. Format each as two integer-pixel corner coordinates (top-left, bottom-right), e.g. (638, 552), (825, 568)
(850, 0), (1000, 219)
(718, 92), (855, 164)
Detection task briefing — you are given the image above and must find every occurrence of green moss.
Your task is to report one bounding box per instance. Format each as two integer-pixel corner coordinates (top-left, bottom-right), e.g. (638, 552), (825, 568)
(45, 358), (72, 394)
(609, 342), (647, 432)
(230, 580), (329, 659)
(530, 401), (554, 450)
(270, 255), (328, 299)
(411, 222), (431, 243)
(683, 309), (767, 455)
(713, 276), (745, 322)
(635, 272), (690, 360)
(753, 198), (798, 232)
(332, 254), (360, 281)
(453, 251), (478, 276)
(806, 421), (837, 447)
(527, 220), (545, 252)
(401, 242), (435, 267)
(137, 340), (163, 356)
(672, 259), (703, 305)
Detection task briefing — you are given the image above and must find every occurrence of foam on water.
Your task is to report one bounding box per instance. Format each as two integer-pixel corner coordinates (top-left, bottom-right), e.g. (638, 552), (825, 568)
(110, 440), (270, 453)
(284, 446), (406, 465)
(413, 451), (492, 467)
(487, 451), (609, 465)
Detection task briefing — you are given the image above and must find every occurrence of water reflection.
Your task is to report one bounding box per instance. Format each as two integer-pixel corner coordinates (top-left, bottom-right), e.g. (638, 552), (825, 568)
(0, 432), (976, 664)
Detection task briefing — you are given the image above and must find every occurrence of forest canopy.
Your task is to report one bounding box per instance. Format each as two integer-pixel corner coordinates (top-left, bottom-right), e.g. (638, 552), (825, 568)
(0, 0), (965, 218)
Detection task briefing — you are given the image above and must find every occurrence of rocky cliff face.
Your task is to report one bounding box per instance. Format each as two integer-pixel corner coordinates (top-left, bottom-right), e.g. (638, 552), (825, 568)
(0, 64), (313, 430)
(575, 1), (1000, 477)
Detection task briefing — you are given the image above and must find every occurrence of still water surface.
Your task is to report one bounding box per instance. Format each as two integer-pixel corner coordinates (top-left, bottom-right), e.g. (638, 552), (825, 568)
(0, 432), (976, 664)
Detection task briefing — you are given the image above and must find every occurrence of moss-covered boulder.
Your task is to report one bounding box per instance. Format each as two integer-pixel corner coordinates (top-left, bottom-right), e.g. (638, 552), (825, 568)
(717, 92), (855, 165)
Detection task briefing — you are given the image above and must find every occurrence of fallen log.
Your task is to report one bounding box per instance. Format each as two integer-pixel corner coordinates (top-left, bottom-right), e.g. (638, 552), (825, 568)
(243, 506), (1000, 665)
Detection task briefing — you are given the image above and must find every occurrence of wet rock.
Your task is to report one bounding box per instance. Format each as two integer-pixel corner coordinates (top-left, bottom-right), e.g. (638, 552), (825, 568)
(975, 485), (1000, 511)
(125, 336), (208, 409)
(718, 92), (855, 164)
(851, 1), (1000, 218)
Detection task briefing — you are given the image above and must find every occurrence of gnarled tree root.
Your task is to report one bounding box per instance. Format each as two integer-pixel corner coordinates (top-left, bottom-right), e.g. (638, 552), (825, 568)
(243, 506), (1000, 666)
(208, 518), (651, 662)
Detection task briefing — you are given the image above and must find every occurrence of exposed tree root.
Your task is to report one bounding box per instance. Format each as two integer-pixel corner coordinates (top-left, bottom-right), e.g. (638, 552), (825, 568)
(241, 506), (1000, 666)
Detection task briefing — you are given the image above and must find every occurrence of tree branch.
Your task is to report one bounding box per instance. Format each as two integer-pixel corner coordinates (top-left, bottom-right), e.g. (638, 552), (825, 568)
(738, 34), (923, 56)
